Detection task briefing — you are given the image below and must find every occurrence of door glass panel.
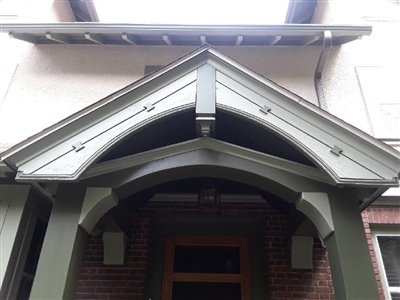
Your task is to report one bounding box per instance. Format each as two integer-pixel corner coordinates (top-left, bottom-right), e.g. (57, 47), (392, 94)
(172, 282), (241, 300)
(174, 246), (240, 274)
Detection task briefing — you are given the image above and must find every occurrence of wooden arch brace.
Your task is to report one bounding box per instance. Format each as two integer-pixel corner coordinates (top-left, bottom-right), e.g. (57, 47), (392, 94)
(295, 192), (334, 240)
(79, 187), (119, 234)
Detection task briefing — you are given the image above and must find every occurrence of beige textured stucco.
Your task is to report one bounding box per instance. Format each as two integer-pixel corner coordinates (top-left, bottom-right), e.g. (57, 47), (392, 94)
(0, 0), (75, 23)
(314, 0), (400, 141)
(0, 45), (321, 151)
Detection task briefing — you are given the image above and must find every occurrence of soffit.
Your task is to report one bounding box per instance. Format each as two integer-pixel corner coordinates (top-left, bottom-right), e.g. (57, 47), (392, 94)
(2, 23), (372, 46)
(0, 45), (398, 187)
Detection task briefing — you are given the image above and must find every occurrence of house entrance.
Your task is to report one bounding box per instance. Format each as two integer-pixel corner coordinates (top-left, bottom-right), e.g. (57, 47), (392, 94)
(161, 235), (252, 300)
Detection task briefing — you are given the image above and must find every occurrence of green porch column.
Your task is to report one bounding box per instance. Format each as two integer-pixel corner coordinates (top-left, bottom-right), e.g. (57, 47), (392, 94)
(30, 183), (87, 300)
(0, 185), (31, 299)
(297, 191), (379, 300)
(325, 192), (379, 300)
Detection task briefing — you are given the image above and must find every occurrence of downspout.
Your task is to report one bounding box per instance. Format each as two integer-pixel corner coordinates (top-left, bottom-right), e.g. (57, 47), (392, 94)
(315, 30), (332, 109)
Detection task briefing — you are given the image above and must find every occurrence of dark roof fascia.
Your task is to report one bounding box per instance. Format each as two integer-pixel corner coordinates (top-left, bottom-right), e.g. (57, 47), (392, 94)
(0, 23), (372, 46)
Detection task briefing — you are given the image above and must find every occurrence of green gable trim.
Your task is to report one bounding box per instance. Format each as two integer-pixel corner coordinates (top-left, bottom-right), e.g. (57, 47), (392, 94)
(1, 46), (398, 188)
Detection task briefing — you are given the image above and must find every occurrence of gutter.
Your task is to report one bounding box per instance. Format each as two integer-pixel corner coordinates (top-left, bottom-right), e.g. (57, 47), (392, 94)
(0, 23), (372, 46)
(0, 23), (373, 34)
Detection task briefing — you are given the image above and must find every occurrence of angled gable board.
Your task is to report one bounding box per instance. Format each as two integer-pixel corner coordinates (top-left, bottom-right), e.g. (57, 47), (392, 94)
(1, 45), (399, 187)
(214, 71), (396, 183)
(17, 71), (197, 179)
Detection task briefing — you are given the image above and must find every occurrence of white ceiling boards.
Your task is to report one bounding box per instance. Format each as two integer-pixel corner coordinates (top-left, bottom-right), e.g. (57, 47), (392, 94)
(1, 45), (399, 187)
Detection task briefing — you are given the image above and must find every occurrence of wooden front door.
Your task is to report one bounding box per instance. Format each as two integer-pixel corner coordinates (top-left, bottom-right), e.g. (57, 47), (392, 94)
(161, 235), (252, 300)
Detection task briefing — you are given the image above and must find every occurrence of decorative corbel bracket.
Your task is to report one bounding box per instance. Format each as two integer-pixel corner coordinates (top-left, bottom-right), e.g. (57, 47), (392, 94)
(79, 187), (119, 234)
(295, 192), (334, 240)
(196, 116), (215, 137)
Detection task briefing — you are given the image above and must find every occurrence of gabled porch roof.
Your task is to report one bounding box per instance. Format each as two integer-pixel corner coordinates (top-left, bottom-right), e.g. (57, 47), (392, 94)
(0, 45), (398, 190)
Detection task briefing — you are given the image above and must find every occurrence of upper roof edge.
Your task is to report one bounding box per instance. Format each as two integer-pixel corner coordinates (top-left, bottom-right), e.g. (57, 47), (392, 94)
(0, 22), (373, 32)
(0, 23), (372, 46)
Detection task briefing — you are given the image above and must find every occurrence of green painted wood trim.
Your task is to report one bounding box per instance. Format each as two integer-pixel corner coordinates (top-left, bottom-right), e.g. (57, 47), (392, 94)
(291, 236), (314, 269)
(324, 192), (380, 299)
(82, 137), (331, 184)
(30, 183), (87, 300)
(79, 187), (119, 234)
(16, 73), (197, 181)
(0, 185), (31, 299)
(196, 64), (216, 115)
(103, 232), (127, 265)
(82, 148), (332, 202)
(295, 192), (334, 240)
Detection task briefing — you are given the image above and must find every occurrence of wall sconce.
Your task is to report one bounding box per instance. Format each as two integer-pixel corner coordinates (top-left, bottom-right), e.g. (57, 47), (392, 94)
(198, 180), (220, 207)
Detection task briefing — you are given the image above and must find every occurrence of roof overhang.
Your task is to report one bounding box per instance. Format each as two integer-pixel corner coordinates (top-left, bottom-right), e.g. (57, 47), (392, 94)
(1, 23), (372, 46)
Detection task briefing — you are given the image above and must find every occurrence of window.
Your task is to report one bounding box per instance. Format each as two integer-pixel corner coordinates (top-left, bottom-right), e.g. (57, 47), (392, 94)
(373, 232), (400, 300)
(161, 235), (251, 300)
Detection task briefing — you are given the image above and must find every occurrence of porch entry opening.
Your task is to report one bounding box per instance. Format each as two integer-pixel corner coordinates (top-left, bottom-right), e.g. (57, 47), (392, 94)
(161, 235), (252, 300)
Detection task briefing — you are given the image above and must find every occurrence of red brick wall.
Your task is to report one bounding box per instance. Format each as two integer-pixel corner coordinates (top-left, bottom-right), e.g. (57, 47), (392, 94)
(75, 201), (335, 300)
(362, 205), (400, 300)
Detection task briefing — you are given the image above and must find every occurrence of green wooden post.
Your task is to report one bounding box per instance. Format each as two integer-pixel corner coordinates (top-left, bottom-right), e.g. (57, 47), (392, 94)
(29, 183), (87, 300)
(0, 185), (31, 299)
(297, 191), (380, 299)
(325, 192), (379, 300)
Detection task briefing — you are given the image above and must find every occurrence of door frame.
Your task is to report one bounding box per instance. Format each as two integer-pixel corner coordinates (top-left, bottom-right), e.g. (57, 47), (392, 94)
(145, 215), (268, 300)
(161, 235), (251, 300)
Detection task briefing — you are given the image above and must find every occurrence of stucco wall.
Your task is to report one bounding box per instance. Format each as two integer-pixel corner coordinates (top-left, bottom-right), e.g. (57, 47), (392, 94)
(0, 45), (321, 151)
(0, 0), (75, 23)
(322, 25), (400, 139)
(314, 0), (400, 141)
